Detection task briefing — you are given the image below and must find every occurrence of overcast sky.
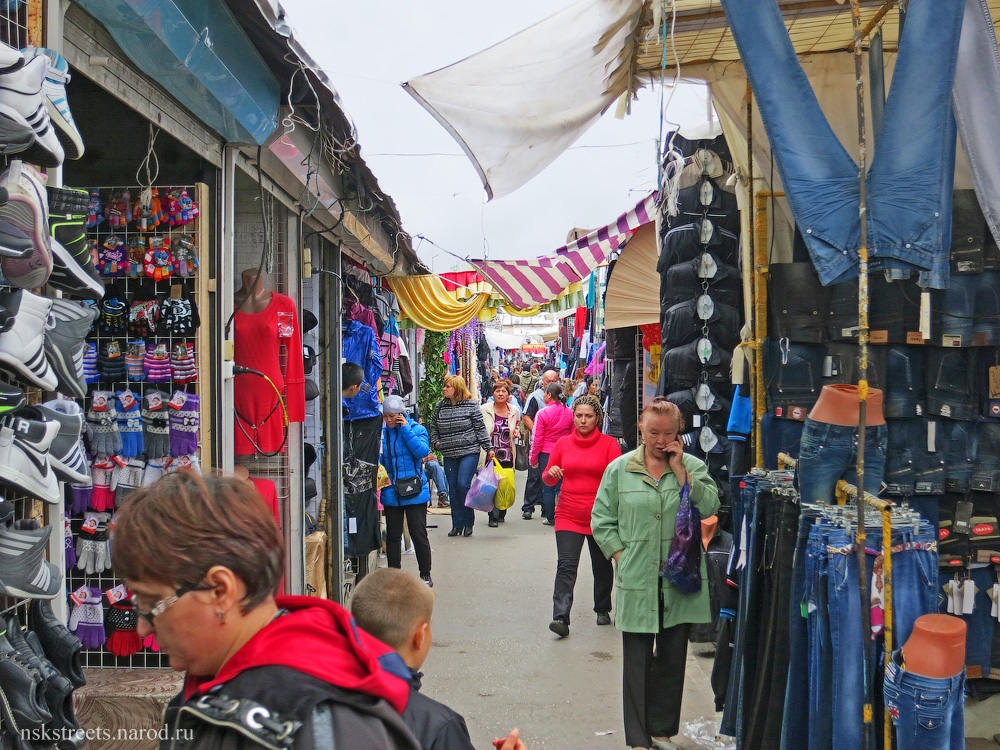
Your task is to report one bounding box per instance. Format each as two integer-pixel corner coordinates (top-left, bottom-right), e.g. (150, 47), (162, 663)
(279, 0), (710, 273)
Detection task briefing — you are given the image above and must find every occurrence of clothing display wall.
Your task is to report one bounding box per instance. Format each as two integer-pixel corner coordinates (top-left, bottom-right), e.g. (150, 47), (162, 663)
(658, 132), (742, 512)
(67, 184), (207, 668)
(762, 207), (1000, 698)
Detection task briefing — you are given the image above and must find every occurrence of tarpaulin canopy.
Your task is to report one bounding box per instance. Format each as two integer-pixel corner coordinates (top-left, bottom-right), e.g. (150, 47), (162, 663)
(385, 275), (490, 331)
(604, 221), (659, 328)
(483, 328), (529, 350)
(471, 192), (656, 310)
(403, 0), (644, 200)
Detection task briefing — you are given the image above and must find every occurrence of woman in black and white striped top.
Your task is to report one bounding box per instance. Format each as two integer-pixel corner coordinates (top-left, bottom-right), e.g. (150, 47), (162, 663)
(429, 375), (493, 537)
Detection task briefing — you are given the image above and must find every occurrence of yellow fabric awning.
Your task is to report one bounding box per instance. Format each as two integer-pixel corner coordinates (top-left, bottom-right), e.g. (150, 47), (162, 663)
(386, 275), (491, 331)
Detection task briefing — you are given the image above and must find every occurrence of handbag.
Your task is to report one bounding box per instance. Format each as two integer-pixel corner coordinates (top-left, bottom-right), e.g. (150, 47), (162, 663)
(660, 480), (703, 594)
(515, 433), (529, 472)
(393, 475), (422, 499)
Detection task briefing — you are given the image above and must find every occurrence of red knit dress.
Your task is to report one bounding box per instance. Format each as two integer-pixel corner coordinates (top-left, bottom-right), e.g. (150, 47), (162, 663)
(233, 293), (306, 455)
(542, 429), (622, 534)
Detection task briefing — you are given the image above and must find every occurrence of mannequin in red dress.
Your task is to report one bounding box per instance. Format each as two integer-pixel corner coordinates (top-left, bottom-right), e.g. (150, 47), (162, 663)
(233, 269), (305, 455)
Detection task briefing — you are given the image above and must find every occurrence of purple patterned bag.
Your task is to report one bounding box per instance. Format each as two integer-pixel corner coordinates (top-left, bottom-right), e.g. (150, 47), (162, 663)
(660, 481), (702, 594)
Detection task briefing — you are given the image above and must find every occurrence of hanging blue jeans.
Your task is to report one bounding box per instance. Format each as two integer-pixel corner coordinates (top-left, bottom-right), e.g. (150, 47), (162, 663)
(883, 650), (965, 750)
(720, 0), (963, 288)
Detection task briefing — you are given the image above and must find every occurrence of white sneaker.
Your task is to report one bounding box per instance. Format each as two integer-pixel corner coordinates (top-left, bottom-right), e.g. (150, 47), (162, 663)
(0, 52), (63, 167)
(38, 400), (90, 485)
(0, 289), (57, 390)
(22, 47), (83, 160)
(0, 407), (60, 502)
(0, 161), (51, 289)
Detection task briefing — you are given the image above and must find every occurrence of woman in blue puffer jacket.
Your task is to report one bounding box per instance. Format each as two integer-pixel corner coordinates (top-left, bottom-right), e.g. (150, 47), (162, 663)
(380, 395), (434, 586)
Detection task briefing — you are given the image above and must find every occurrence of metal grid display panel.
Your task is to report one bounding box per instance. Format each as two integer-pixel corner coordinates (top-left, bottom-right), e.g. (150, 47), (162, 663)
(232, 171), (292, 525)
(70, 185), (206, 668)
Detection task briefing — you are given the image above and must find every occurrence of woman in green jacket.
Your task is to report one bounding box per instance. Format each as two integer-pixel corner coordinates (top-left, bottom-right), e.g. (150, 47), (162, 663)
(592, 398), (720, 750)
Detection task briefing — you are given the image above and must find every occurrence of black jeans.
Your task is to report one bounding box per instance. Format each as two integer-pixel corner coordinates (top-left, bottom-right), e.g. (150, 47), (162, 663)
(522, 460), (542, 513)
(384, 504), (431, 578)
(622, 624), (690, 748)
(552, 531), (613, 623)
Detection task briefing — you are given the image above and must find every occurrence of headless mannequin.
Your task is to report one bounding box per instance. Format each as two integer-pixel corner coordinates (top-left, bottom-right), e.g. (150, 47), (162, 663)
(901, 614), (966, 678)
(234, 268), (273, 314)
(809, 384), (886, 427)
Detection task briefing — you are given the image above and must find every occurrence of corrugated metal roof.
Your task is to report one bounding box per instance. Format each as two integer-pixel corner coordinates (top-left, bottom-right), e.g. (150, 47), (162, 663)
(633, 0), (1000, 72)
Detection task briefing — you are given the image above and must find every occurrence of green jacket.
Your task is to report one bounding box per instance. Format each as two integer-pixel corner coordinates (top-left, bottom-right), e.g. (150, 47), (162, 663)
(592, 448), (721, 633)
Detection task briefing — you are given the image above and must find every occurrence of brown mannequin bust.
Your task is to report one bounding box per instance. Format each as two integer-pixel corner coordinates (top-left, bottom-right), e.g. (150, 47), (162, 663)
(234, 268), (273, 314)
(901, 614), (966, 678)
(808, 384), (885, 427)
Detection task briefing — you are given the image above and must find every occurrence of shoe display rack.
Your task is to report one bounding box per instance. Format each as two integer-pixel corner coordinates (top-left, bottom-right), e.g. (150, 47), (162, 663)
(64, 183), (209, 668)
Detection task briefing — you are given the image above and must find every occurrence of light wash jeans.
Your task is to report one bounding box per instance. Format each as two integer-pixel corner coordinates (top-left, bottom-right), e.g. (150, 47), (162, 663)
(720, 0), (963, 288)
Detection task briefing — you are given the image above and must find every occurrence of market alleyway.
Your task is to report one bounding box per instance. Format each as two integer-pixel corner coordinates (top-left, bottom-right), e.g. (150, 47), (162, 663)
(385, 472), (722, 750)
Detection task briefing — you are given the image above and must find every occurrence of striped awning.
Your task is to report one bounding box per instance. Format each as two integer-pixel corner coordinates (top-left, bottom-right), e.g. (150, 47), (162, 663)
(471, 192), (657, 310)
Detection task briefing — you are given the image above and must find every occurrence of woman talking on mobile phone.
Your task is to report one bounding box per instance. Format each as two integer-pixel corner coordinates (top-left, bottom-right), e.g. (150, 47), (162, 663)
(591, 398), (720, 750)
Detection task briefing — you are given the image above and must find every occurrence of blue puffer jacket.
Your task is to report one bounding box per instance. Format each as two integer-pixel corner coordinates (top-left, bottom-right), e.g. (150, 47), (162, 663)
(380, 417), (431, 507)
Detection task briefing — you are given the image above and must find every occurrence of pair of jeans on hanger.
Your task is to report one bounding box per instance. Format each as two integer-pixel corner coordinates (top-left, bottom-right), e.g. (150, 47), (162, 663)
(720, 0), (963, 288)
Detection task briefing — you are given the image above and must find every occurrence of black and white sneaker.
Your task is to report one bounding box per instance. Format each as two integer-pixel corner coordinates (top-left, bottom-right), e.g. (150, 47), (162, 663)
(0, 161), (52, 289)
(48, 206), (103, 301)
(43, 298), (96, 399)
(0, 288), (57, 391)
(0, 518), (60, 598)
(47, 236), (103, 301)
(38, 400), (89, 485)
(0, 407), (60, 502)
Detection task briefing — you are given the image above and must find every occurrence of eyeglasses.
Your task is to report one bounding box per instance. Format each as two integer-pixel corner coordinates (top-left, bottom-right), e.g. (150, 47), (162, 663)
(130, 582), (209, 625)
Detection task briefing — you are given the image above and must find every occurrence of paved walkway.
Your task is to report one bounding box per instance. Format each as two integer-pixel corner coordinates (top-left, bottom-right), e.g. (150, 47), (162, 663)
(385, 471), (725, 750)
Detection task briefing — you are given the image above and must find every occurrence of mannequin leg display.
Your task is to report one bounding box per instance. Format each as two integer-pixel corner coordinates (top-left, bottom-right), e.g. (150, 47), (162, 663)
(883, 615), (966, 750)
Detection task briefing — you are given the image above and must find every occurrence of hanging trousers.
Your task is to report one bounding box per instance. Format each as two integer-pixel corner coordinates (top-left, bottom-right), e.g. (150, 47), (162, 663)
(622, 624), (690, 748)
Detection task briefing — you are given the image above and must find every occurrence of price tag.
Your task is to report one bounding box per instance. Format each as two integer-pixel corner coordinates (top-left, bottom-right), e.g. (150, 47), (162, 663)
(168, 390), (187, 410)
(869, 330), (889, 345)
(105, 583), (129, 604)
(70, 585), (90, 606)
(927, 421), (937, 453)
(117, 389), (137, 411)
(277, 311), (295, 338)
(942, 335), (963, 348)
(146, 391), (164, 411)
(990, 366), (1000, 400)
(348, 517), (358, 534)
(91, 392), (108, 412)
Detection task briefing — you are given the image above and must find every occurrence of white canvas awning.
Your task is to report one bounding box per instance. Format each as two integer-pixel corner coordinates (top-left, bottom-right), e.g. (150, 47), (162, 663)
(604, 221), (659, 329)
(403, 0), (643, 200)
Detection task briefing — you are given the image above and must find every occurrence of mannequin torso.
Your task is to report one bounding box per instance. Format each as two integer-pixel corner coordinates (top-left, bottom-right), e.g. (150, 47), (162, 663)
(901, 614), (966, 678)
(234, 269), (273, 314)
(809, 384), (885, 427)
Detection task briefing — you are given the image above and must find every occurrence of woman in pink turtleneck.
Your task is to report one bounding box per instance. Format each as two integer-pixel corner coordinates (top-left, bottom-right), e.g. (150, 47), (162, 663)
(542, 394), (621, 638)
(529, 383), (574, 524)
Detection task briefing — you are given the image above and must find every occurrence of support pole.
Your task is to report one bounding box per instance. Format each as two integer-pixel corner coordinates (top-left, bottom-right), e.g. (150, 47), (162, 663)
(752, 191), (783, 468)
(849, 2), (874, 747)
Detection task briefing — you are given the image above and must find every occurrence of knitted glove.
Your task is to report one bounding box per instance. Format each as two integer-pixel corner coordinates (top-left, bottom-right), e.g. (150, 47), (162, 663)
(64, 518), (76, 569)
(142, 633), (160, 652)
(143, 341), (172, 383)
(97, 341), (127, 382)
(110, 459), (145, 503)
(105, 600), (142, 657)
(142, 391), (170, 459)
(116, 392), (143, 458)
(170, 342), (196, 385)
(83, 342), (99, 383)
(68, 587), (105, 649)
(84, 190), (103, 229)
(76, 514), (112, 574)
(90, 459), (116, 512)
(142, 458), (168, 487)
(125, 341), (146, 381)
(168, 392), (199, 457)
(160, 297), (199, 337)
(87, 392), (122, 457)
(128, 299), (159, 337)
(68, 484), (92, 514)
(144, 246), (173, 283)
(99, 298), (128, 335)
